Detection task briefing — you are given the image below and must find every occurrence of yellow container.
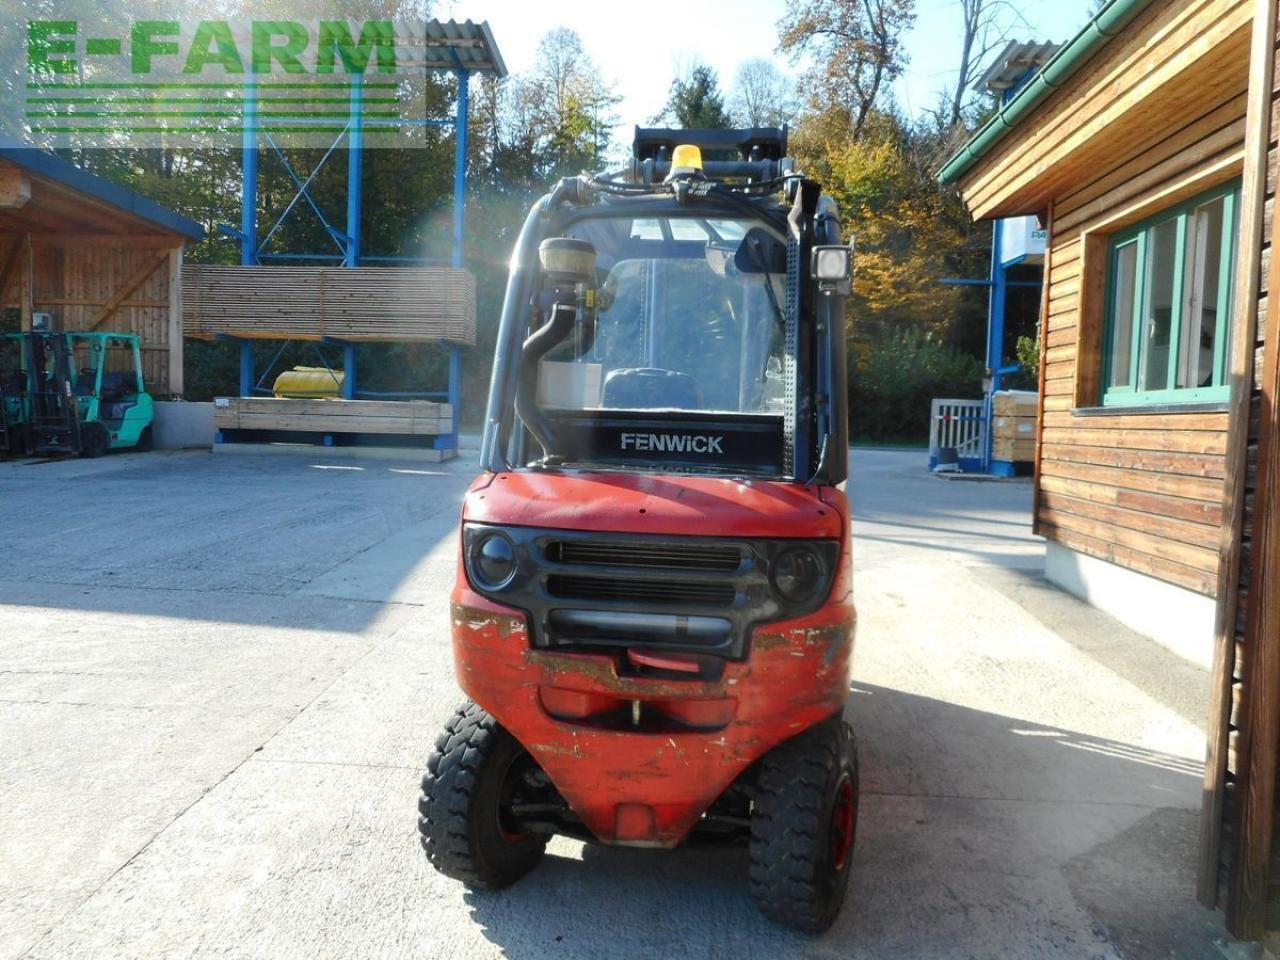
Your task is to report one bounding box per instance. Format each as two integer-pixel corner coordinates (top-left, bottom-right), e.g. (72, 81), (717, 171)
(272, 366), (344, 398)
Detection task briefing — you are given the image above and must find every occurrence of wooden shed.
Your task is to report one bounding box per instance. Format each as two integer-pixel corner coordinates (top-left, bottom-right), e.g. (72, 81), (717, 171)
(0, 139), (204, 396)
(940, 0), (1280, 941)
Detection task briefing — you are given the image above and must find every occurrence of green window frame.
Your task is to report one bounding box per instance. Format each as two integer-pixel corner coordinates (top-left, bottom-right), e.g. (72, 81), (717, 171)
(1101, 181), (1240, 407)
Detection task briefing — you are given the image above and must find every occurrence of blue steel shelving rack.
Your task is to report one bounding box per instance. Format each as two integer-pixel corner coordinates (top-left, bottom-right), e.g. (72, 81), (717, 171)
(218, 20), (505, 454)
(937, 41), (1060, 475)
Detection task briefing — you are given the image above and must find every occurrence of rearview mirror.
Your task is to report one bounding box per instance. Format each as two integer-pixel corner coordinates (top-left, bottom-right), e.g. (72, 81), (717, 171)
(734, 228), (787, 275)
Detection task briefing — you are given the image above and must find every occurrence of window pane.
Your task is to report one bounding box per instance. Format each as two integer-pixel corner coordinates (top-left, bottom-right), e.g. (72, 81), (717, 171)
(1176, 196), (1226, 389)
(629, 219), (661, 240)
(668, 220), (710, 241)
(1141, 218), (1178, 392)
(545, 217), (789, 417)
(1109, 242), (1138, 389)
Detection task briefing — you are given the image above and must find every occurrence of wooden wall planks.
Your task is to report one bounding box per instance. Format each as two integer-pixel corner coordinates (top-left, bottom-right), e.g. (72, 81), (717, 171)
(1209, 0), (1280, 938)
(0, 235), (183, 395)
(1198, 0), (1279, 937)
(1012, 4), (1254, 600)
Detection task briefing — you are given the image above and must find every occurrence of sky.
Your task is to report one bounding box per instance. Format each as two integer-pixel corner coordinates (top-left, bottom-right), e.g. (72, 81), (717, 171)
(439, 0), (1091, 128)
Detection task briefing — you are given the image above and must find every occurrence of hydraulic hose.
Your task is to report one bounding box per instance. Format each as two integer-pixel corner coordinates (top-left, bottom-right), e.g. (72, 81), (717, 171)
(514, 302), (577, 461)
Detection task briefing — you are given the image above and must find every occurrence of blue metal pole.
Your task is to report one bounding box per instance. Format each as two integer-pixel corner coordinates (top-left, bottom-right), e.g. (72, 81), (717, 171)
(439, 69), (471, 456)
(434, 345), (463, 452)
(988, 220), (1008, 387)
(985, 219), (1008, 471)
(342, 341), (357, 399)
(239, 340), (254, 398)
(449, 345), (461, 412)
(345, 75), (363, 268)
(452, 70), (470, 269)
(241, 76), (258, 266)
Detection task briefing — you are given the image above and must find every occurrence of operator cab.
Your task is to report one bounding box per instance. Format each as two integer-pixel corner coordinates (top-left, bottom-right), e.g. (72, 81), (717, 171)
(485, 127), (853, 486)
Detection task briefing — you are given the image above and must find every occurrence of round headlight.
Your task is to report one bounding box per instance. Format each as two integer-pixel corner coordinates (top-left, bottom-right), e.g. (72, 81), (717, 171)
(771, 546), (825, 604)
(472, 533), (517, 590)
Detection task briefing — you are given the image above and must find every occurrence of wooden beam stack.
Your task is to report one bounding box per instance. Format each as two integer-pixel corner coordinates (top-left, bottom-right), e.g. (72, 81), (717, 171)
(182, 265), (477, 345)
(213, 397), (453, 436)
(991, 390), (1038, 462)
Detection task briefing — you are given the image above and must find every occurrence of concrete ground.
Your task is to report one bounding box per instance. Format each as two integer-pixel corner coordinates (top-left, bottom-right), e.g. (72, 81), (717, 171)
(0, 447), (1223, 959)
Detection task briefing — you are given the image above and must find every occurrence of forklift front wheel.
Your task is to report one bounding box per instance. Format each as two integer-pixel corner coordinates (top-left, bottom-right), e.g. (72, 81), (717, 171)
(80, 423), (109, 458)
(136, 426), (154, 453)
(418, 701), (548, 889)
(749, 716), (859, 933)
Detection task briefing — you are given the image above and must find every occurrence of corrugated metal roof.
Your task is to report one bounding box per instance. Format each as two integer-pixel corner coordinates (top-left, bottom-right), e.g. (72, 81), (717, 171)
(410, 20), (507, 78)
(978, 40), (1062, 93)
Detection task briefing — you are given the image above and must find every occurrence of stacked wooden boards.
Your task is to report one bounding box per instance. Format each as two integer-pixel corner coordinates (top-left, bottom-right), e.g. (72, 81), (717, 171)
(214, 397), (452, 442)
(182, 265), (477, 345)
(991, 391), (1037, 463)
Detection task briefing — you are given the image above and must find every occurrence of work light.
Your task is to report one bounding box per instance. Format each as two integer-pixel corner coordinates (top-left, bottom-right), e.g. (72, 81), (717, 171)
(811, 245), (853, 295)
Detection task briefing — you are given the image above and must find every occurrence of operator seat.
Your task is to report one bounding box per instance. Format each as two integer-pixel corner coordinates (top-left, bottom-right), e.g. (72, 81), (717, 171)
(99, 372), (139, 420)
(602, 368), (703, 410)
(100, 371), (137, 402)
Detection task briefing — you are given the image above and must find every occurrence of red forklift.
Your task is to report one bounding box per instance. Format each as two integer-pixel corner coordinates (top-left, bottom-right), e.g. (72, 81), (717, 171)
(419, 128), (858, 932)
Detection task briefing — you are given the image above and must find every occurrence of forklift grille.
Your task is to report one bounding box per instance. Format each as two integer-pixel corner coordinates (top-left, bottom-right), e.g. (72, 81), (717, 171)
(547, 574), (736, 608)
(544, 540), (742, 572)
(461, 524), (840, 660)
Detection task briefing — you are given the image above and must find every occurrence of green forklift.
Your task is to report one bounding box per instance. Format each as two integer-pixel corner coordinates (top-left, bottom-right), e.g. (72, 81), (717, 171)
(0, 352), (22, 457)
(0, 317), (154, 457)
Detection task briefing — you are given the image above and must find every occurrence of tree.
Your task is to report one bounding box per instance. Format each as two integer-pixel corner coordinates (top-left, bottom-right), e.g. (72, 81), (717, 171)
(658, 64), (732, 129)
(525, 28), (621, 175)
(939, 0), (1030, 129)
(778, 0), (916, 139)
(728, 59), (798, 128)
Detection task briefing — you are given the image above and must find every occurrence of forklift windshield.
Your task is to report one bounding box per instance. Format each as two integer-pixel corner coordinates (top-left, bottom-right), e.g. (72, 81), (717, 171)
(514, 210), (795, 478)
(539, 215), (788, 417)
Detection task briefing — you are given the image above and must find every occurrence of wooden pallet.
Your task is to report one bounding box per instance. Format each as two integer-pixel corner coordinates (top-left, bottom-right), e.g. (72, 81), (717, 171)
(213, 397), (454, 436)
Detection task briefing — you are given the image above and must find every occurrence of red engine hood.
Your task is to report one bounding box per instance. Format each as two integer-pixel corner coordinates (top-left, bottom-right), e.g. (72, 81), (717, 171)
(463, 471), (842, 539)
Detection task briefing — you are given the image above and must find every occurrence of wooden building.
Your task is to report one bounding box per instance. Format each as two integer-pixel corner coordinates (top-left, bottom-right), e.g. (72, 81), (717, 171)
(940, 0), (1280, 940)
(0, 139), (204, 396)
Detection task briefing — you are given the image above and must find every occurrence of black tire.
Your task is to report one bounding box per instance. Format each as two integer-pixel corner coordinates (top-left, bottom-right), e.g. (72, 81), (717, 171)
(749, 716), (859, 933)
(80, 422), (109, 458)
(418, 701), (548, 888)
(136, 425), (154, 452)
